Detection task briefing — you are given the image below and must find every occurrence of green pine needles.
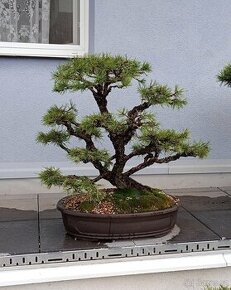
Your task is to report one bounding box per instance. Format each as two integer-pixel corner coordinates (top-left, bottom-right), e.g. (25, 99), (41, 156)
(37, 54), (209, 212)
(204, 286), (231, 290)
(218, 63), (231, 87)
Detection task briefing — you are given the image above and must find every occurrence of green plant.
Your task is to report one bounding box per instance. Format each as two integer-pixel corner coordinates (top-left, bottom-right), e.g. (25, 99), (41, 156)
(217, 63), (231, 87)
(204, 286), (231, 290)
(37, 54), (209, 213)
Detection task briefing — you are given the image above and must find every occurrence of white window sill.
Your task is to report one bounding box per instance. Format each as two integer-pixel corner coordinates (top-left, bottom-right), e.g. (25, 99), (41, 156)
(0, 0), (89, 58)
(0, 45), (87, 58)
(0, 251), (230, 287)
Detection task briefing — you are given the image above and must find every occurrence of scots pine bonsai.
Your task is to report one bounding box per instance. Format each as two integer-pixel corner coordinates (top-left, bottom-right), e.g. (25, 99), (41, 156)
(217, 63), (231, 87)
(37, 54), (209, 214)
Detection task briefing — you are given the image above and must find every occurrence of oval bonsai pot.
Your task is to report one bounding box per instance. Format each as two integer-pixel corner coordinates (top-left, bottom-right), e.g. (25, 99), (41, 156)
(57, 196), (179, 240)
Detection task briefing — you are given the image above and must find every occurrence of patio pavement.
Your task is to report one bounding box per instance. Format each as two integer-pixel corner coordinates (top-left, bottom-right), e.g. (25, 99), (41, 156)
(0, 186), (231, 255)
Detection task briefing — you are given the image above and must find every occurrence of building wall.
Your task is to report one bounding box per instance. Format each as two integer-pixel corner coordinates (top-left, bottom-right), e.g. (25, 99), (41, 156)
(0, 0), (231, 173)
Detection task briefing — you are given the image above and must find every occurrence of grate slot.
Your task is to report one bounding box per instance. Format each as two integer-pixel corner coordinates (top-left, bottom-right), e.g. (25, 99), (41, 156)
(47, 258), (63, 262)
(218, 245), (230, 249)
(164, 249), (177, 253)
(108, 253), (122, 257)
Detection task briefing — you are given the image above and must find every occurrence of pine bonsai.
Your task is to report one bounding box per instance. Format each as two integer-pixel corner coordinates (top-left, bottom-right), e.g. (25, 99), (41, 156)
(37, 54), (209, 214)
(217, 63), (231, 87)
(204, 286), (231, 290)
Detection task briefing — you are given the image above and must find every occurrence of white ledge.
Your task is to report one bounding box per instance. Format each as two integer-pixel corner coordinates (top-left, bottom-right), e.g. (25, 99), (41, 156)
(0, 159), (231, 179)
(0, 251), (230, 287)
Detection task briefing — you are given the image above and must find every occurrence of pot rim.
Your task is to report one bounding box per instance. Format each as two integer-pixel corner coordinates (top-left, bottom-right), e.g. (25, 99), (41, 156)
(57, 194), (179, 218)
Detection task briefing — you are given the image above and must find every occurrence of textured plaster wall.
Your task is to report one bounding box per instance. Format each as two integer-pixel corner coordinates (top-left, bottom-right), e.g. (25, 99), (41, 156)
(0, 0), (231, 163)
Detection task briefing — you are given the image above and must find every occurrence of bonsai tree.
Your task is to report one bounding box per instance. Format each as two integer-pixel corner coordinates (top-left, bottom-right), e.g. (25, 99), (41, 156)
(204, 286), (231, 290)
(217, 63), (231, 87)
(37, 54), (209, 214)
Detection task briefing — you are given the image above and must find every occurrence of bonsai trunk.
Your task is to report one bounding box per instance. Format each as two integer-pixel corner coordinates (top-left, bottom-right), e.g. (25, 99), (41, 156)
(106, 173), (151, 192)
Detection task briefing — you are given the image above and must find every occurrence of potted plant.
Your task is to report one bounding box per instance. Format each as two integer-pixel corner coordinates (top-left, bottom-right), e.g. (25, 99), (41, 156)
(217, 63), (231, 87)
(37, 54), (209, 240)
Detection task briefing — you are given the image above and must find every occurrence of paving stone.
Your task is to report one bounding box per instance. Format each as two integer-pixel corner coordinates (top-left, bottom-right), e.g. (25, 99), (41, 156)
(0, 207), (37, 222)
(219, 186), (231, 191)
(0, 220), (39, 254)
(191, 210), (231, 239)
(165, 187), (226, 197)
(0, 198), (37, 212)
(0, 194), (38, 221)
(0, 179), (63, 195)
(38, 193), (65, 219)
(219, 187), (231, 196)
(39, 219), (108, 252)
(105, 240), (135, 248)
(0, 194), (37, 200)
(178, 195), (231, 212)
(133, 225), (180, 246)
(38, 193), (65, 211)
(39, 209), (62, 219)
(170, 208), (220, 243)
(164, 187), (222, 193)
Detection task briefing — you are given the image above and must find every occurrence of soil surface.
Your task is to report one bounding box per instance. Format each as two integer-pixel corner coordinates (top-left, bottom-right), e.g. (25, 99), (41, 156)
(62, 189), (177, 215)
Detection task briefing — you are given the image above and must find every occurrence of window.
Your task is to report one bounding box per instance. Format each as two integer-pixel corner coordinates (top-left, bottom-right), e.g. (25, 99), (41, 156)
(0, 0), (89, 57)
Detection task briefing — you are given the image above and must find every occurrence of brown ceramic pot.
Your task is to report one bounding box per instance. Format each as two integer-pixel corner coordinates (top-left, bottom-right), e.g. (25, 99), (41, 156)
(57, 195), (179, 240)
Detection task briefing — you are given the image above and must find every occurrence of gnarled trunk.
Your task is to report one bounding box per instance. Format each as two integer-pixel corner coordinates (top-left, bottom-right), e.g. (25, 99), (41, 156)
(107, 173), (152, 192)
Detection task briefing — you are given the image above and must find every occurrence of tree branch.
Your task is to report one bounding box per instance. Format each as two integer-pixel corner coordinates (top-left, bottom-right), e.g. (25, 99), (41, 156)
(122, 102), (150, 145)
(92, 175), (103, 183)
(60, 120), (109, 176)
(59, 144), (70, 153)
(127, 102), (150, 117)
(125, 143), (158, 161)
(124, 152), (193, 176)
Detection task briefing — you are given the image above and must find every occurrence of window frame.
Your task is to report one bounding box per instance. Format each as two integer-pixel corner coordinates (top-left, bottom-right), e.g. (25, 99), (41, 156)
(0, 0), (89, 58)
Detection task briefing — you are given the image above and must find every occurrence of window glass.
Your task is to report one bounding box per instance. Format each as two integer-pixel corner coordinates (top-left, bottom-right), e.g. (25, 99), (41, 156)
(0, 0), (80, 45)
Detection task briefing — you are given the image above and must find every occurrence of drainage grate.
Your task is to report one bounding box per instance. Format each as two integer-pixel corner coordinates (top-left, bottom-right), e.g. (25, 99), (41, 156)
(0, 239), (230, 268)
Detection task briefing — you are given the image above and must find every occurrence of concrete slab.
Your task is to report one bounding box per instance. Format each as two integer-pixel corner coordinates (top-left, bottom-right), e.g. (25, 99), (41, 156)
(105, 240), (135, 248)
(0, 220), (39, 254)
(0, 179), (63, 195)
(165, 188), (226, 197)
(39, 219), (108, 253)
(0, 198), (37, 212)
(170, 208), (220, 243)
(133, 225), (180, 246)
(219, 186), (231, 191)
(39, 209), (62, 219)
(165, 187), (221, 193)
(39, 193), (65, 219)
(178, 195), (231, 212)
(219, 187), (231, 196)
(191, 210), (231, 239)
(38, 194), (65, 206)
(0, 194), (37, 200)
(0, 207), (37, 222)
(0, 195), (38, 221)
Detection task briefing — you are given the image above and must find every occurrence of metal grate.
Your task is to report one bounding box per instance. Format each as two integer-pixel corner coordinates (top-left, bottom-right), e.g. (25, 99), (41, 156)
(0, 239), (231, 268)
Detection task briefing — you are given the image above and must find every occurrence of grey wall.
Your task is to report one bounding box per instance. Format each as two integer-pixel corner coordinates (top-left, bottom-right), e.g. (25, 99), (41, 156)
(0, 0), (231, 163)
